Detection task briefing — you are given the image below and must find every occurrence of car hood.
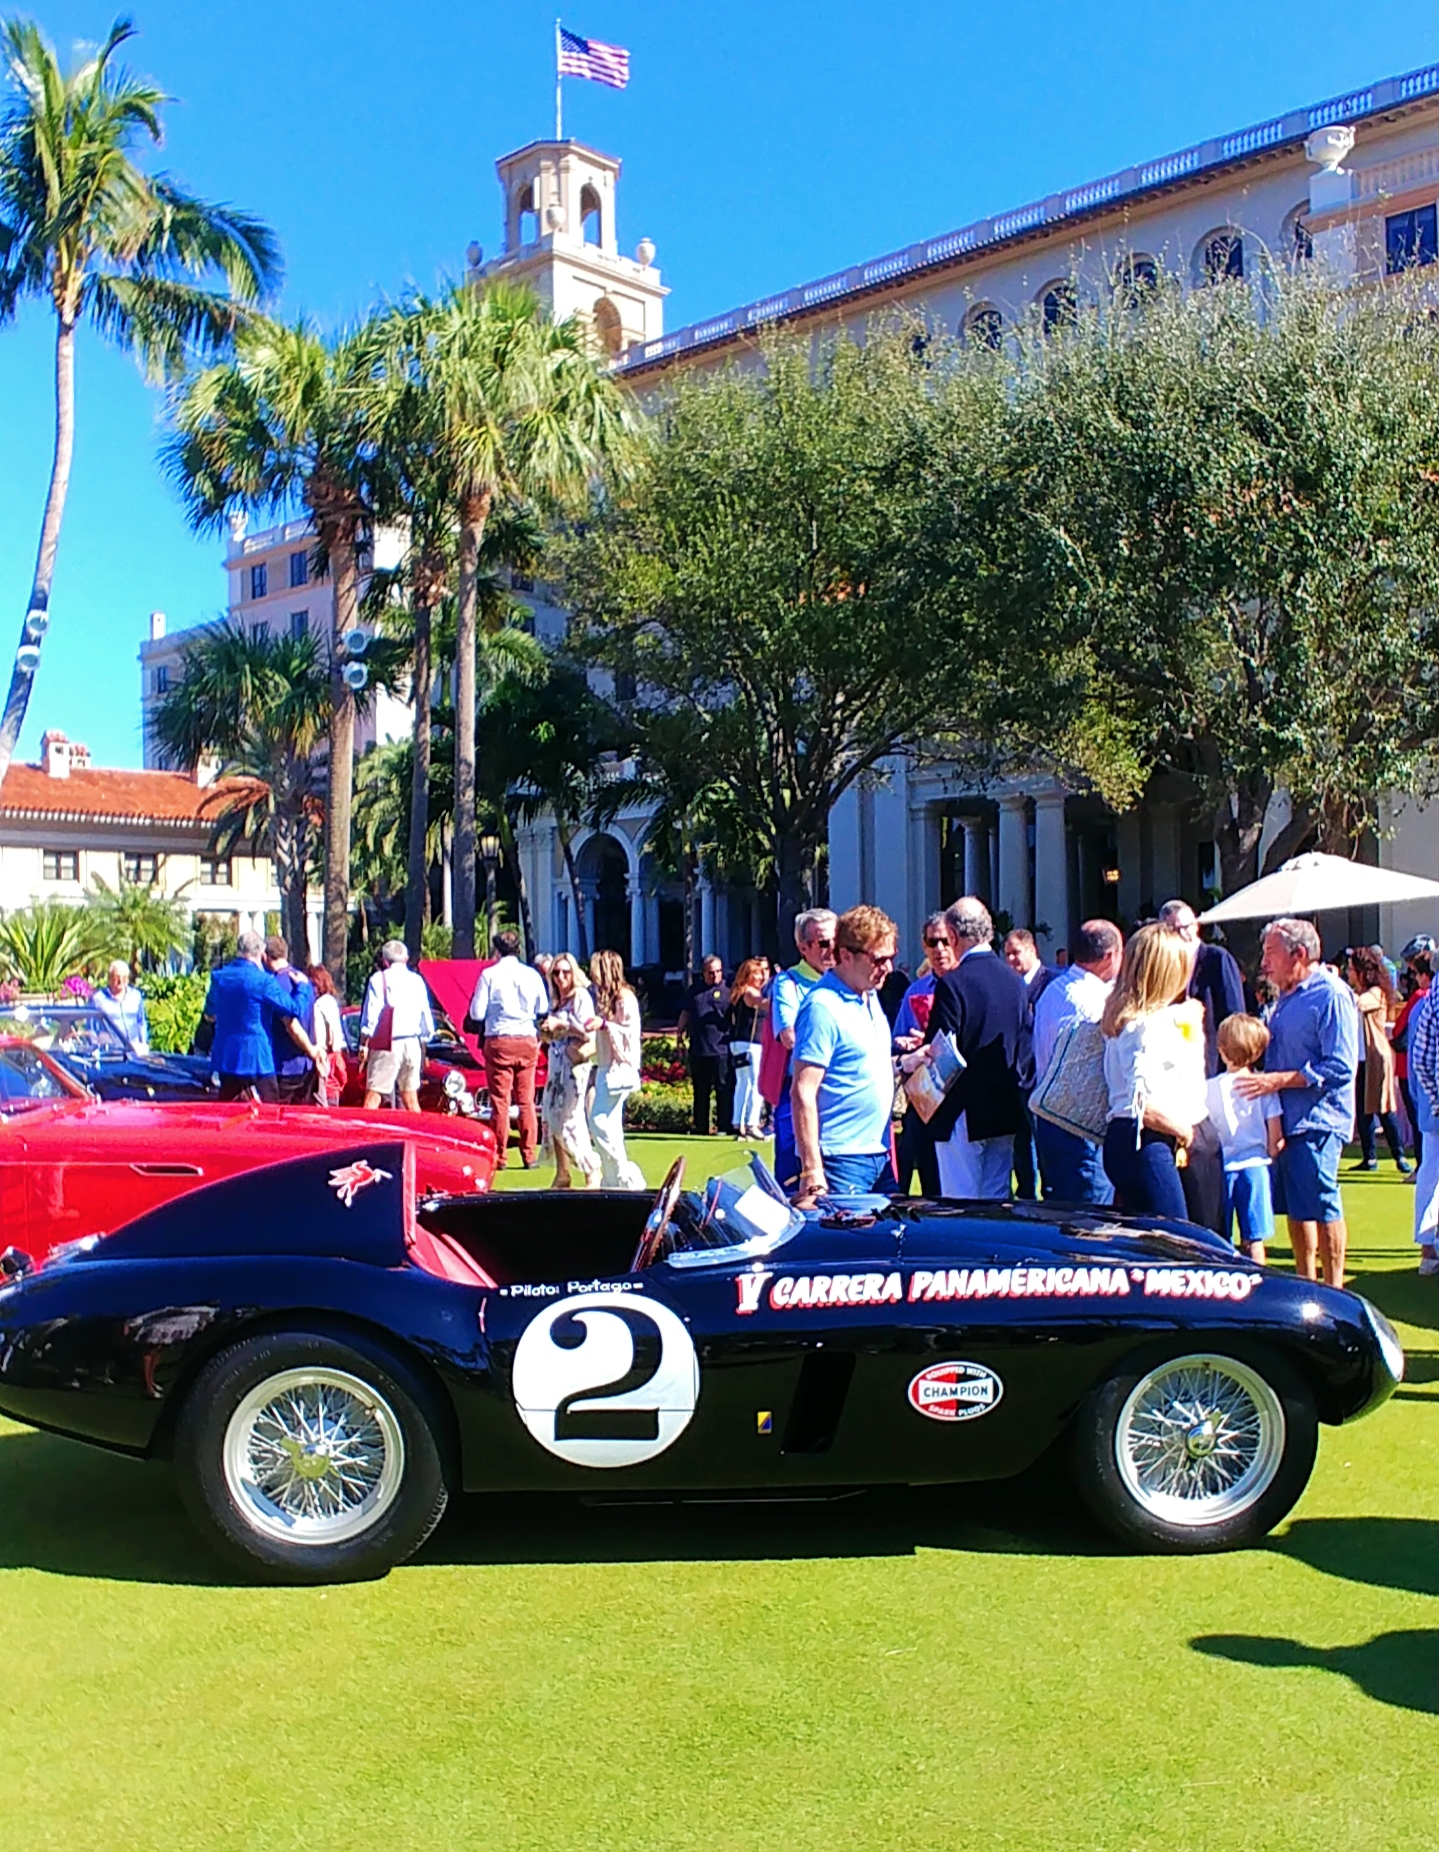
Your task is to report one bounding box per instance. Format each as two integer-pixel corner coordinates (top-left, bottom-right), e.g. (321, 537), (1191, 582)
(890, 1197), (1239, 1270)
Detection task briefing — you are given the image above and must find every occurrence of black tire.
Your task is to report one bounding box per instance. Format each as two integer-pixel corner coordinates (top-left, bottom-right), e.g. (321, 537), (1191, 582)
(1070, 1342), (1318, 1553)
(174, 1327), (449, 1584)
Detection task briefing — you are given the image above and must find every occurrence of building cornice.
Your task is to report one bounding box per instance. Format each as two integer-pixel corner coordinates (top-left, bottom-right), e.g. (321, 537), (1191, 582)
(619, 59), (1439, 376)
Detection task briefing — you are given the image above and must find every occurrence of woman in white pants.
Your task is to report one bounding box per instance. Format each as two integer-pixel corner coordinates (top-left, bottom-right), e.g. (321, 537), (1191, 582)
(586, 949), (646, 1190)
(728, 957), (770, 1138)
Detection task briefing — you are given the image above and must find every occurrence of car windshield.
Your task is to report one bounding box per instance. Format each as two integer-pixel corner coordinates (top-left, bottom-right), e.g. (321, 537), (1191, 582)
(0, 1006), (129, 1058)
(666, 1156), (806, 1267)
(0, 1041), (80, 1108)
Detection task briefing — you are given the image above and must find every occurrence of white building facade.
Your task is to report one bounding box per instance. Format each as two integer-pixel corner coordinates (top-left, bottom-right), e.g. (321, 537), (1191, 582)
(498, 60), (1439, 970)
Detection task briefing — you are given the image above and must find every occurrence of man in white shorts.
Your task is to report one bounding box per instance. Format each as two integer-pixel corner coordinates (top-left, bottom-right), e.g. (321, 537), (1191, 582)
(361, 940), (435, 1112)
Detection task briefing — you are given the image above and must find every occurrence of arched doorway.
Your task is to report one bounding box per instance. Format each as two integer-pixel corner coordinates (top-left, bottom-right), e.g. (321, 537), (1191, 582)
(575, 832), (630, 958)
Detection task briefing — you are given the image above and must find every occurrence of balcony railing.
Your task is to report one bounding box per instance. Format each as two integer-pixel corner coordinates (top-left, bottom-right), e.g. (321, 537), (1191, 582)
(618, 58), (1439, 373)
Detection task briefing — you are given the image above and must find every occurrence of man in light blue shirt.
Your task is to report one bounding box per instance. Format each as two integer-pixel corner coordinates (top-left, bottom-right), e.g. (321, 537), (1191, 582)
(467, 930), (550, 1168)
(93, 960), (148, 1052)
(1030, 920), (1123, 1205)
(792, 906), (899, 1200)
(1236, 917), (1359, 1286)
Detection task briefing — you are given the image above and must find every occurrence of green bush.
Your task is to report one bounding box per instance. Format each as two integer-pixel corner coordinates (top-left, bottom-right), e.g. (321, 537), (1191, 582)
(141, 971), (210, 1054)
(626, 1080), (693, 1133)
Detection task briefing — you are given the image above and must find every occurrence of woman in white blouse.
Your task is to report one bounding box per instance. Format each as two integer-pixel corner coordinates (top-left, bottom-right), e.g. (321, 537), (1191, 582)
(586, 949), (646, 1189)
(1100, 923), (1208, 1218)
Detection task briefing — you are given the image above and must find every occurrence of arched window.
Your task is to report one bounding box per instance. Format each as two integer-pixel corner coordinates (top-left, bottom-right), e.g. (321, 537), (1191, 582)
(580, 182), (602, 246)
(964, 304), (1004, 350)
(1198, 229), (1244, 284)
(592, 295), (623, 357)
(515, 182), (538, 246)
(1039, 281), (1078, 335)
(1115, 254), (1159, 307)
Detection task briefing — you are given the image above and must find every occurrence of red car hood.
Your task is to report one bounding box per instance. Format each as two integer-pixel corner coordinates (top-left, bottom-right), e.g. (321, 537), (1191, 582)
(419, 958), (493, 1063)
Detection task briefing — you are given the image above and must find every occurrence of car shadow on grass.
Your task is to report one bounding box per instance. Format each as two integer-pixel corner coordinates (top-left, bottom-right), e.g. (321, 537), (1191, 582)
(1271, 1515), (1439, 1599)
(0, 1425), (1115, 1585)
(1347, 1266), (1439, 1335)
(1191, 1630), (1439, 1715)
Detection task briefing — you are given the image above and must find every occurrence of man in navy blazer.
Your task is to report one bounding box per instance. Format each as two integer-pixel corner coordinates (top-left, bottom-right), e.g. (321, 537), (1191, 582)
(1159, 899), (1246, 1079)
(925, 897), (1033, 1199)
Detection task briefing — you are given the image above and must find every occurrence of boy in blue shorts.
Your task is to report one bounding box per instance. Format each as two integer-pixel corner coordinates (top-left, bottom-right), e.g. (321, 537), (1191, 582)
(1206, 1013), (1284, 1263)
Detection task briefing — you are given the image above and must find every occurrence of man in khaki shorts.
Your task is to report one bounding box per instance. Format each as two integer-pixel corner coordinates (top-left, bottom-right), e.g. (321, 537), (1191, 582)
(360, 940), (435, 1111)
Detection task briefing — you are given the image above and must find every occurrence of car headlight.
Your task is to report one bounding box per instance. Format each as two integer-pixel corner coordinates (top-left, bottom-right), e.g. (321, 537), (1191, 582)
(443, 1069), (466, 1099)
(1358, 1296), (1406, 1384)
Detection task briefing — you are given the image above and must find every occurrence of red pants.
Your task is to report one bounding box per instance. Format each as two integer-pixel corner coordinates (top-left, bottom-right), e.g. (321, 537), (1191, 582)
(483, 1035), (540, 1166)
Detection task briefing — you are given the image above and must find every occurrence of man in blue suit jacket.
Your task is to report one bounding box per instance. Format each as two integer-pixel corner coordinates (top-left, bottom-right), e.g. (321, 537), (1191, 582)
(202, 930), (320, 1102)
(925, 898), (1033, 1199)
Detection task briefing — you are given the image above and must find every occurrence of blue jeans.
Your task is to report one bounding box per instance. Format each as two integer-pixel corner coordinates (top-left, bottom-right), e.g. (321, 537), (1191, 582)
(773, 1093), (798, 1191)
(1225, 1164), (1274, 1247)
(1034, 1117), (1114, 1206)
(820, 1149), (897, 1196)
(1103, 1119), (1188, 1220)
(1273, 1129), (1345, 1224)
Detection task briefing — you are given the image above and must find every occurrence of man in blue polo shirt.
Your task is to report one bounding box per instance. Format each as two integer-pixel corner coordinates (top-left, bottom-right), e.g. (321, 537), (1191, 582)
(202, 930), (321, 1102)
(1235, 916), (1358, 1286)
(791, 905), (899, 1200)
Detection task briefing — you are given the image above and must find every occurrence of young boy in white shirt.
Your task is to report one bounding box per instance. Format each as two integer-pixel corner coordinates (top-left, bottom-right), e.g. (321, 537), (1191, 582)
(1206, 1013), (1285, 1264)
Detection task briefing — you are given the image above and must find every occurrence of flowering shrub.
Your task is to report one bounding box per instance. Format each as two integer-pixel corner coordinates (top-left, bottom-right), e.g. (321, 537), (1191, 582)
(0, 981), (19, 1005)
(140, 971), (210, 1055)
(627, 1080), (692, 1134)
(61, 973), (92, 999)
(641, 1032), (687, 1085)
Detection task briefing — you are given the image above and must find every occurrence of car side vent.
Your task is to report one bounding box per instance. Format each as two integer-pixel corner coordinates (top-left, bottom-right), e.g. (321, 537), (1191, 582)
(781, 1350), (856, 1455)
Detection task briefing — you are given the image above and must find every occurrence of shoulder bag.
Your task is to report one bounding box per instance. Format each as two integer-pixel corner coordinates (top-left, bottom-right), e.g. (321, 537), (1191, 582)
(1029, 1014), (1109, 1145)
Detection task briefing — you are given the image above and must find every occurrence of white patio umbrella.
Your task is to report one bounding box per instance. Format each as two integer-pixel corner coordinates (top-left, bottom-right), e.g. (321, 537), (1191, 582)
(1199, 852), (1439, 924)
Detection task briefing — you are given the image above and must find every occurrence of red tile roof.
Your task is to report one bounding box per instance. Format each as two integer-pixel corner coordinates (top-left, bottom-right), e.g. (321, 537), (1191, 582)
(0, 763), (266, 828)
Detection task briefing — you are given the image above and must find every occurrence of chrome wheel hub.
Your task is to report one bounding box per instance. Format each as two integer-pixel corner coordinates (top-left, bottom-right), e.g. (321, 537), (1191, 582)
(222, 1366), (405, 1546)
(1115, 1354), (1285, 1527)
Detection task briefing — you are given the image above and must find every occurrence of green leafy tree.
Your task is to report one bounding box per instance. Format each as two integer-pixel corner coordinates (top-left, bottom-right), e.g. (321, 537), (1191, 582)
(978, 270), (1439, 909)
(166, 316), (388, 982)
(0, 15), (278, 781)
(86, 873), (188, 971)
(148, 622), (329, 955)
(566, 329), (1001, 936)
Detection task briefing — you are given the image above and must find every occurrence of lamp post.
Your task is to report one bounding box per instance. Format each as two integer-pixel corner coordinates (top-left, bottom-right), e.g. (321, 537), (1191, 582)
(479, 833), (501, 954)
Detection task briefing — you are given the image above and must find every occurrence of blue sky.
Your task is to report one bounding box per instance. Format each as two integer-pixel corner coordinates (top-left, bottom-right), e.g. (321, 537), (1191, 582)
(1, 0), (1434, 766)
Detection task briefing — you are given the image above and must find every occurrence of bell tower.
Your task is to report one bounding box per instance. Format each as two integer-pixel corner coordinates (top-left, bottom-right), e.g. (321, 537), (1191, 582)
(473, 140), (666, 361)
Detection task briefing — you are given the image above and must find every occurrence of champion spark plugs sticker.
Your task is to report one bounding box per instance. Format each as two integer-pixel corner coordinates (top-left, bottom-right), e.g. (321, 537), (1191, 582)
(908, 1361), (1003, 1422)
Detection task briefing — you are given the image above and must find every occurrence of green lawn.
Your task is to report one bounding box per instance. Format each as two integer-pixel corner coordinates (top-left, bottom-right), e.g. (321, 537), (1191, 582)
(2, 1153), (1436, 1850)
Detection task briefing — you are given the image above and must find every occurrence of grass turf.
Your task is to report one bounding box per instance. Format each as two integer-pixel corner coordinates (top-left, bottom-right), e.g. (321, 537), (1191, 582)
(1, 1146), (1435, 1850)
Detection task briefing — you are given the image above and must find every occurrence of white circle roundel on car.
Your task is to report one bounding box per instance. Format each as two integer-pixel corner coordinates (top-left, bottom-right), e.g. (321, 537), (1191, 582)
(511, 1294), (700, 1468)
(907, 1360), (1003, 1422)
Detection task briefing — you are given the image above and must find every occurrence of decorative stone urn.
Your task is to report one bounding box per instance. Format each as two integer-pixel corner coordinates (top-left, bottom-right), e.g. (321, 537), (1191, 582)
(635, 237), (656, 268)
(1305, 125), (1355, 173)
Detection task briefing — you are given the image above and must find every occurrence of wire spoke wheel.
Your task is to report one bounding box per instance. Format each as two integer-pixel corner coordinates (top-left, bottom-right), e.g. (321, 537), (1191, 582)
(1115, 1353), (1285, 1528)
(222, 1366), (405, 1546)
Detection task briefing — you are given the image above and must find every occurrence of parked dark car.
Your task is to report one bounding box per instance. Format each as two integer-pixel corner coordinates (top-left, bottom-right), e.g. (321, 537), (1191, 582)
(0, 1002), (216, 1101)
(0, 1151), (1402, 1584)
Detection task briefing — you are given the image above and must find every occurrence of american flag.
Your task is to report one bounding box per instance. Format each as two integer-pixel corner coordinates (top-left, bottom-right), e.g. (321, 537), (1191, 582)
(558, 26), (630, 89)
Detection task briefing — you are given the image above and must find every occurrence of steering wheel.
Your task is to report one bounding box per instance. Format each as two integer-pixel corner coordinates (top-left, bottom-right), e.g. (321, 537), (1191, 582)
(632, 1156), (686, 1272)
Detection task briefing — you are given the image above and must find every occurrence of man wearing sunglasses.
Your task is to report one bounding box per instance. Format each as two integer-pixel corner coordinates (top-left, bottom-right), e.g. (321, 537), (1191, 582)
(767, 908), (837, 1190)
(792, 905), (901, 1202)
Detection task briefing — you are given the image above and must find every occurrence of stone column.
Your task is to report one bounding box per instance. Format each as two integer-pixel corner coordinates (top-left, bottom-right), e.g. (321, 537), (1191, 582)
(1307, 126), (1357, 279)
(628, 878), (646, 971)
(645, 893), (662, 967)
(699, 880), (716, 961)
(828, 784), (863, 913)
(998, 794), (1032, 928)
(1033, 789), (1070, 956)
(961, 818), (985, 899)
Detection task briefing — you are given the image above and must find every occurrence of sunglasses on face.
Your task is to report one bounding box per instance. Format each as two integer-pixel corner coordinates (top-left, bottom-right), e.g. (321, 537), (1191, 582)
(810, 938), (834, 951)
(924, 937), (949, 950)
(856, 948), (895, 967)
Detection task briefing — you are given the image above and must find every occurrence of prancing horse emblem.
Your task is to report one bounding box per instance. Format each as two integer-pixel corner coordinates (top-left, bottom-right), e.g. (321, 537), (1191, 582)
(328, 1159), (393, 1208)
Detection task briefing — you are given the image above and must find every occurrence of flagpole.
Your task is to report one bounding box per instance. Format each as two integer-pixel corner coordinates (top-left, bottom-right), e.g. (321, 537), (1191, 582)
(555, 18), (563, 140)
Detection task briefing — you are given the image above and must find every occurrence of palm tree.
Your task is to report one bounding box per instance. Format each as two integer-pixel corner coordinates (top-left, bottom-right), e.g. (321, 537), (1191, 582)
(148, 622), (329, 956)
(411, 279), (638, 956)
(87, 873), (189, 971)
(165, 316), (386, 983)
(0, 15), (279, 782)
(0, 899), (101, 992)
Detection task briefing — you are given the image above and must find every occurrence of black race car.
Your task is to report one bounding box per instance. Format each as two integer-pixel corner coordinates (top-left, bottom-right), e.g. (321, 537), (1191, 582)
(0, 1150), (1402, 1583)
(0, 1002), (216, 1101)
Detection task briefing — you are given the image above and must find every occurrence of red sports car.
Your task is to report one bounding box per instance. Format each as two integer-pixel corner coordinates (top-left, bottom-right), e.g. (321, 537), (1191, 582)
(0, 1036), (498, 1269)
